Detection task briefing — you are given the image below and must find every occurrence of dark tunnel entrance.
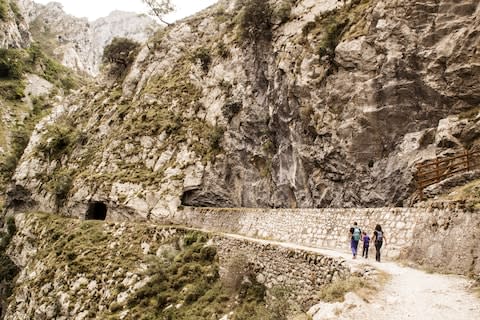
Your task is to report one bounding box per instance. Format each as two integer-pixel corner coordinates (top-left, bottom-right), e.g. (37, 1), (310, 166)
(85, 201), (107, 220)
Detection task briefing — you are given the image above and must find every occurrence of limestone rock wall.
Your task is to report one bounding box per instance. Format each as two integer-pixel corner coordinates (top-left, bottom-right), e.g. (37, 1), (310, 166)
(7, 0), (480, 216)
(403, 202), (480, 276)
(19, 0), (158, 75)
(0, 0), (31, 48)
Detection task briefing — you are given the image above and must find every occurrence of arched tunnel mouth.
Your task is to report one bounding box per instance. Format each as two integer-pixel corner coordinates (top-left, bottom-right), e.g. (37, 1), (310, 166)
(85, 201), (107, 220)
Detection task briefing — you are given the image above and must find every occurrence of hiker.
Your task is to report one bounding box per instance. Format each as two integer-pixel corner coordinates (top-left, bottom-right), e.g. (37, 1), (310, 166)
(372, 224), (387, 262)
(361, 231), (370, 258)
(349, 222), (362, 259)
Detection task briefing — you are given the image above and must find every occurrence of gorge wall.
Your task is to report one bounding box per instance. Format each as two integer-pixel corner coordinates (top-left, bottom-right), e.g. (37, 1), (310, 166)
(7, 0), (480, 218)
(0, 0), (30, 48)
(1, 0), (158, 208)
(18, 0), (158, 75)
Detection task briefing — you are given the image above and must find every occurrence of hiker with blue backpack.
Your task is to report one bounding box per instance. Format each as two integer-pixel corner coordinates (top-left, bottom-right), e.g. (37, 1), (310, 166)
(373, 224), (387, 262)
(349, 222), (362, 259)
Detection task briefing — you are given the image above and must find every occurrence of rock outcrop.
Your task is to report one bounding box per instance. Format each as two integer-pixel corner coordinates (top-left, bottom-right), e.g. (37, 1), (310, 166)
(0, 0), (30, 48)
(8, 0), (480, 218)
(18, 0), (158, 75)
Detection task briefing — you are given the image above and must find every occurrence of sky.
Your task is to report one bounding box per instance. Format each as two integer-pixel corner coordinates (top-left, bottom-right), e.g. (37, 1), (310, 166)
(34, 0), (218, 22)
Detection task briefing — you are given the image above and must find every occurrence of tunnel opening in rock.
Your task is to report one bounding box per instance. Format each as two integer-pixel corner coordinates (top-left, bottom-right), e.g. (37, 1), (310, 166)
(86, 201), (107, 220)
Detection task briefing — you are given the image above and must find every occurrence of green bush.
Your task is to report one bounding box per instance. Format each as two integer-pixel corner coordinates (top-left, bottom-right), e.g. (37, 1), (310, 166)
(200, 246), (217, 262)
(0, 253), (18, 282)
(216, 41), (230, 59)
(102, 37), (140, 77)
(0, 216), (19, 303)
(0, 154), (17, 179)
(37, 121), (78, 159)
(274, 0), (294, 24)
(318, 17), (349, 61)
(0, 0), (8, 22)
(0, 127), (30, 183)
(237, 0), (273, 44)
(184, 231), (207, 246)
(0, 79), (25, 99)
(0, 48), (26, 79)
(191, 47), (211, 73)
(208, 126), (224, 152)
(10, 127), (29, 156)
(50, 169), (73, 202)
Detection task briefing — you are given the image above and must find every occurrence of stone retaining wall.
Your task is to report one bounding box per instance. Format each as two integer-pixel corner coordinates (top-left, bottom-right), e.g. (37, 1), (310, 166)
(173, 207), (422, 258)
(170, 203), (474, 265)
(213, 236), (351, 307)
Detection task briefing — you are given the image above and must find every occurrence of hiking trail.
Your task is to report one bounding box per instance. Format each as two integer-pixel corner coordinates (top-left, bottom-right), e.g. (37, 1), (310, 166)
(222, 233), (480, 320)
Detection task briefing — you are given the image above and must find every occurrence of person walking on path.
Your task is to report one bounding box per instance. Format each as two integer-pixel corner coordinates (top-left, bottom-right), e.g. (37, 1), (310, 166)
(373, 224), (386, 262)
(361, 231), (370, 258)
(350, 222), (362, 259)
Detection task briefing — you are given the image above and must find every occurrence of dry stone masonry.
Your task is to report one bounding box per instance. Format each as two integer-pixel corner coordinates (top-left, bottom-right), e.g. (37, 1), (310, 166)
(174, 207), (421, 258)
(215, 236), (351, 307)
(170, 203), (480, 276)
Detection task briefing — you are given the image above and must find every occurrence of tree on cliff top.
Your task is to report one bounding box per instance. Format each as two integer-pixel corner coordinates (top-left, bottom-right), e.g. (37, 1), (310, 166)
(142, 0), (175, 25)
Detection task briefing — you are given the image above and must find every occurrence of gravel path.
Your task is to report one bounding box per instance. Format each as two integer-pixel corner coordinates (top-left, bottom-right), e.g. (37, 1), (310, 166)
(221, 233), (480, 320)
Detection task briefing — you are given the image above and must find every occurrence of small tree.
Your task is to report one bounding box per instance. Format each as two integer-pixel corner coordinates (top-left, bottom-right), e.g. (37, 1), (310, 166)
(142, 0), (175, 25)
(102, 37), (140, 77)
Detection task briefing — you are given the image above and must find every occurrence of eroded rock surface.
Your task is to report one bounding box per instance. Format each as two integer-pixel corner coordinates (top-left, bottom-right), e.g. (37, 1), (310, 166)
(18, 0), (158, 75)
(9, 0), (480, 217)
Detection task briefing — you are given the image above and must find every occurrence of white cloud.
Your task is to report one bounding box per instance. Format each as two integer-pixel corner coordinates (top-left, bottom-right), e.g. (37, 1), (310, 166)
(34, 0), (218, 22)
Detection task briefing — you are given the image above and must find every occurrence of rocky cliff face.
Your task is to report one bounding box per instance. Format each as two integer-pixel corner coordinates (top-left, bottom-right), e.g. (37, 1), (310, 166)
(8, 0), (480, 219)
(19, 0), (158, 75)
(0, 0), (30, 48)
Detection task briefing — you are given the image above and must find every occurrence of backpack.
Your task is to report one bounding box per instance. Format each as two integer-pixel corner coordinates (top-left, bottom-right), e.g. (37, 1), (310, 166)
(352, 227), (361, 241)
(376, 231), (383, 241)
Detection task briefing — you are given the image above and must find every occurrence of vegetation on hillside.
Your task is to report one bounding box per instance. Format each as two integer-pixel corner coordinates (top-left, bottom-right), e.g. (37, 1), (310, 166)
(236, 0), (273, 44)
(102, 37), (141, 78)
(300, 0), (372, 63)
(0, 40), (82, 209)
(0, 0), (9, 22)
(9, 214), (306, 319)
(0, 216), (19, 311)
(442, 179), (480, 210)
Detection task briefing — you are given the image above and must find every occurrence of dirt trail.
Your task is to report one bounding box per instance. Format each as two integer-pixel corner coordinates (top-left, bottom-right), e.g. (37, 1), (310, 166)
(221, 233), (480, 320)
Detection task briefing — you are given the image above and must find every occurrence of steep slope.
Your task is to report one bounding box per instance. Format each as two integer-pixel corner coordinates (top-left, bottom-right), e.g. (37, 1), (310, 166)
(1, 0), (159, 211)
(19, 0), (158, 75)
(0, 0), (30, 48)
(8, 0), (480, 218)
(0, 0), (83, 213)
(4, 213), (354, 319)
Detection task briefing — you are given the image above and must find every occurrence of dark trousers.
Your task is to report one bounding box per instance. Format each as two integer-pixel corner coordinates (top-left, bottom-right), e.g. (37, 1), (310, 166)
(375, 240), (383, 262)
(362, 245), (369, 258)
(351, 239), (359, 257)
